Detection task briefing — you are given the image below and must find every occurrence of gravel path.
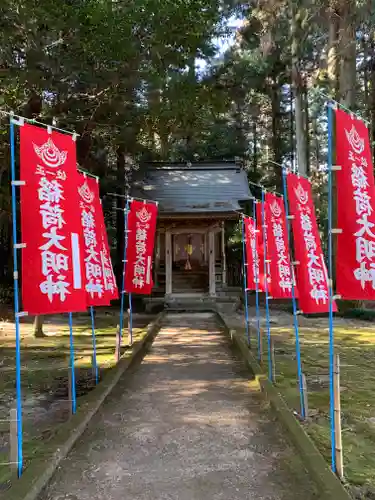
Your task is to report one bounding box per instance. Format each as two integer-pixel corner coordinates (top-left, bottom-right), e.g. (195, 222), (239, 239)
(41, 313), (317, 500)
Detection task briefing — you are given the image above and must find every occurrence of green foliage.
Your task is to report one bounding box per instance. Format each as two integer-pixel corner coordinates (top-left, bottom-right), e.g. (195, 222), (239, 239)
(0, 0), (237, 284)
(339, 309), (375, 322)
(1, 0), (374, 287)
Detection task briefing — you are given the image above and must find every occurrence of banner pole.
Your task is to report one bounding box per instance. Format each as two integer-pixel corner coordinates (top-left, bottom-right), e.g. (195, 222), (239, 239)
(128, 293), (133, 346)
(9, 117), (23, 478)
(253, 199), (262, 362)
(261, 190), (274, 382)
(241, 216), (250, 346)
(282, 168), (305, 419)
(89, 306), (98, 384)
(119, 198), (130, 346)
(327, 102), (336, 473)
(68, 312), (77, 414)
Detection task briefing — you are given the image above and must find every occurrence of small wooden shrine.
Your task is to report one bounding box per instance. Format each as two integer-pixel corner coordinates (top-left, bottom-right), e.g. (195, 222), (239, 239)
(131, 161), (253, 308)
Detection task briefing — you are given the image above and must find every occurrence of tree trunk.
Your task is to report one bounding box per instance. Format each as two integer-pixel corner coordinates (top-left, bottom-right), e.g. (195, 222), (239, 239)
(270, 82), (283, 190)
(327, 2), (340, 286)
(292, 80), (308, 174)
(290, 0), (308, 176)
(327, 4), (340, 99)
(289, 84), (294, 169)
(33, 315), (45, 338)
(303, 83), (310, 175)
(363, 35), (370, 122)
(339, 0), (358, 308)
(370, 38), (375, 166)
(313, 116), (320, 171)
(185, 57), (197, 159)
(339, 0), (356, 108)
(252, 119), (258, 175)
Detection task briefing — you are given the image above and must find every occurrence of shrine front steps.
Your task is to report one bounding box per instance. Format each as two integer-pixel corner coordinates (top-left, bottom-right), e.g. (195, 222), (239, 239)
(164, 294), (240, 313)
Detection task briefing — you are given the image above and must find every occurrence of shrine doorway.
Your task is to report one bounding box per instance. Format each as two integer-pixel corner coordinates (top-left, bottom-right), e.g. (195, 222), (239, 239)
(171, 233), (208, 293)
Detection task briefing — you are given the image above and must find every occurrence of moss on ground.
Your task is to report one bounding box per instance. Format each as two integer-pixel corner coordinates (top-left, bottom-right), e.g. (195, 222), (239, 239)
(0, 309), (151, 488)
(241, 314), (375, 497)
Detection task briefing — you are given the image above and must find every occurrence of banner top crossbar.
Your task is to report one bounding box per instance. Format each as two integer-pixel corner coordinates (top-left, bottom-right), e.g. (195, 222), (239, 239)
(105, 192), (159, 205)
(1, 110), (79, 137)
(78, 168), (99, 180)
(248, 179), (283, 197)
(317, 91), (370, 125)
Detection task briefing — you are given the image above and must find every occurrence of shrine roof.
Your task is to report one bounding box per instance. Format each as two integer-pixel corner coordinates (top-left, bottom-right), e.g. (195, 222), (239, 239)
(131, 161), (253, 214)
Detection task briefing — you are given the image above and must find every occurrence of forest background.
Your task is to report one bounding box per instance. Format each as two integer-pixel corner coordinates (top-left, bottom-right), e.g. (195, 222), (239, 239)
(0, 0), (370, 302)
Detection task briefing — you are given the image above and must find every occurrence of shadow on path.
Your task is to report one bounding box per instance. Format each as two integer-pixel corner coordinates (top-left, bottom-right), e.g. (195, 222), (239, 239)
(40, 313), (318, 500)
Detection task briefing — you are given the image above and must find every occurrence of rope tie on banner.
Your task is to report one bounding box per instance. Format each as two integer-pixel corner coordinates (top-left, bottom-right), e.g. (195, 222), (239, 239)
(9, 114), (24, 127)
(15, 312), (28, 318)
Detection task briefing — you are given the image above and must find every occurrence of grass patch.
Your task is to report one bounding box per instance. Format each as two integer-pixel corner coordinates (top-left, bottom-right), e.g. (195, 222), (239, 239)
(239, 314), (375, 497)
(0, 309), (153, 488)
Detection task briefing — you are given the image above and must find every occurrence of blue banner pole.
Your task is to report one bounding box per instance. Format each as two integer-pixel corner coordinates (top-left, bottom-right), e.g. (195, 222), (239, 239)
(128, 292), (133, 346)
(261, 191), (273, 382)
(241, 216), (250, 346)
(119, 198), (130, 346)
(253, 199), (262, 362)
(282, 169), (305, 419)
(90, 306), (98, 384)
(327, 102), (336, 473)
(9, 116), (23, 477)
(68, 312), (77, 414)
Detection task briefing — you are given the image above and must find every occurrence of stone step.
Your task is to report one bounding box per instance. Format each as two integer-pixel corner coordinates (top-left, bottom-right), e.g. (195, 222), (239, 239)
(166, 302), (217, 312)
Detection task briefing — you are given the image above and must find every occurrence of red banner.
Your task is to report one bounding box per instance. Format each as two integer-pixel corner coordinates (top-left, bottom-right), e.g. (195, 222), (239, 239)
(77, 174), (118, 305)
(335, 108), (375, 299)
(20, 124), (86, 315)
(264, 193), (296, 299)
(287, 173), (334, 313)
(244, 216), (257, 290)
(124, 200), (158, 295)
(95, 189), (119, 304)
(256, 202), (267, 292)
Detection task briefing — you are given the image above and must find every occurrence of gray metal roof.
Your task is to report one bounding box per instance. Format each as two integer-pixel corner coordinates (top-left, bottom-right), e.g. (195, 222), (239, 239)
(131, 162), (253, 214)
